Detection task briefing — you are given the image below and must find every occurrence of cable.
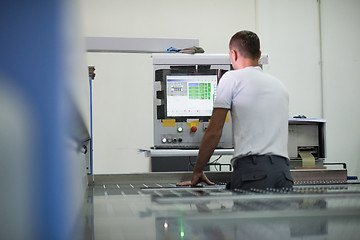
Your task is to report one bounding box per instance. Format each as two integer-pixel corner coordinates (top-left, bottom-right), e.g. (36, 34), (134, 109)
(210, 155), (223, 171)
(210, 155), (223, 164)
(188, 155), (224, 171)
(188, 157), (195, 171)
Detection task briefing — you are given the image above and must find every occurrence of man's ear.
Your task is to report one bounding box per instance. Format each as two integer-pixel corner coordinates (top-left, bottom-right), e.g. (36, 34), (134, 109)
(231, 49), (238, 62)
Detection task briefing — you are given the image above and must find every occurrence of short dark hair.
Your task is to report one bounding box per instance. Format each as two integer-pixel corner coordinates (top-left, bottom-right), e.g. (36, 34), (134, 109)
(229, 30), (260, 60)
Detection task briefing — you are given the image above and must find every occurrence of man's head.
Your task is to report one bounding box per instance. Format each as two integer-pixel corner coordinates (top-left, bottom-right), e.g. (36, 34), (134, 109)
(229, 30), (261, 69)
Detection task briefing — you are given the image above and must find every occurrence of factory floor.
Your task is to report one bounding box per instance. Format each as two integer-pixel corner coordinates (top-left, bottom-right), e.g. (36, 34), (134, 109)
(83, 173), (360, 240)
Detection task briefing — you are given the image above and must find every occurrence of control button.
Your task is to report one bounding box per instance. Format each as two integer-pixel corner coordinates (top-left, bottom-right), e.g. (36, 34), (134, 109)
(178, 138), (183, 143)
(161, 137), (167, 143)
(190, 126), (197, 133)
(167, 138), (172, 143)
(173, 138), (177, 143)
(177, 127), (183, 133)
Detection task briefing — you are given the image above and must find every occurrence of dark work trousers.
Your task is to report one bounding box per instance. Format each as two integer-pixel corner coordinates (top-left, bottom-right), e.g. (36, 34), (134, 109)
(227, 155), (294, 191)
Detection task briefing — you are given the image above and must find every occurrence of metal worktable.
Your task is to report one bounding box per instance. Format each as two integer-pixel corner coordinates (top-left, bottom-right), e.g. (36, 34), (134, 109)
(85, 172), (360, 240)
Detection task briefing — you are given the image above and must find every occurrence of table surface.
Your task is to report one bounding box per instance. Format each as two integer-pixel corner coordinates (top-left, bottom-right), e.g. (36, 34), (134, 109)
(83, 173), (360, 240)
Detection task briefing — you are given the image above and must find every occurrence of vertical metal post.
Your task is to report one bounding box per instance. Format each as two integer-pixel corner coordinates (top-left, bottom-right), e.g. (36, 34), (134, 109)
(88, 66), (95, 175)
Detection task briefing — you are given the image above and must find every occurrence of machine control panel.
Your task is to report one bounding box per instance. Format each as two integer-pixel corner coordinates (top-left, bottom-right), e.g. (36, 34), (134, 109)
(152, 54), (234, 149)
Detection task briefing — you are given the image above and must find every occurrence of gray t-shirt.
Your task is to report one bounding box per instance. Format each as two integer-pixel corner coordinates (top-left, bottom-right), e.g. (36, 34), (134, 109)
(214, 66), (289, 164)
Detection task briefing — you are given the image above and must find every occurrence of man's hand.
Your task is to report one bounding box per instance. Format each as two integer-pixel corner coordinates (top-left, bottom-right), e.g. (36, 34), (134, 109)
(176, 109), (228, 188)
(176, 171), (215, 187)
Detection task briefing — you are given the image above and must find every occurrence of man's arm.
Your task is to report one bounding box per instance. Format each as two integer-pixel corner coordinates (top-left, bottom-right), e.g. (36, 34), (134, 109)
(177, 108), (229, 186)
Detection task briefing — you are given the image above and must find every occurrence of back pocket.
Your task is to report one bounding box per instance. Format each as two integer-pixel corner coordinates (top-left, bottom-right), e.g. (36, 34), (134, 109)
(241, 171), (267, 182)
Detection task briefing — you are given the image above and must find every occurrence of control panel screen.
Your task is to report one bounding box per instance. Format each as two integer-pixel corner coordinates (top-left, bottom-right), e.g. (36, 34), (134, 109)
(166, 75), (217, 117)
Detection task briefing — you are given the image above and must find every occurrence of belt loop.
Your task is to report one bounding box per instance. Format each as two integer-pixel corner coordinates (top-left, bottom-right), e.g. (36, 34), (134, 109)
(251, 155), (257, 165)
(285, 158), (290, 166)
(234, 159), (238, 169)
(233, 156), (241, 169)
(269, 155), (274, 164)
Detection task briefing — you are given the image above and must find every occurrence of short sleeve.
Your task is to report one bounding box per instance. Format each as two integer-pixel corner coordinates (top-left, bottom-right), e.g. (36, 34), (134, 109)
(213, 72), (233, 109)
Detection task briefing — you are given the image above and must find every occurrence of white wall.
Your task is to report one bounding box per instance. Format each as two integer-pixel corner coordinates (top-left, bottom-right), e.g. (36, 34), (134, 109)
(82, 0), (255, 53)
(256, 0), (322, 118)
(82, 0), (360, 177)
(87, 53), (154, 173)
(320, 0), (360, 176)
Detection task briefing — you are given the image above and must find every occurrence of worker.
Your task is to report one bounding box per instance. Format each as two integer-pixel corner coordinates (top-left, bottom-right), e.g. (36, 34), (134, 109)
(177, 30), (293, 191)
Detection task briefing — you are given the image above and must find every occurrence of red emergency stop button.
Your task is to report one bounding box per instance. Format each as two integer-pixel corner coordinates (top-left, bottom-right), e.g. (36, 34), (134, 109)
(190, 126), (197, 133)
